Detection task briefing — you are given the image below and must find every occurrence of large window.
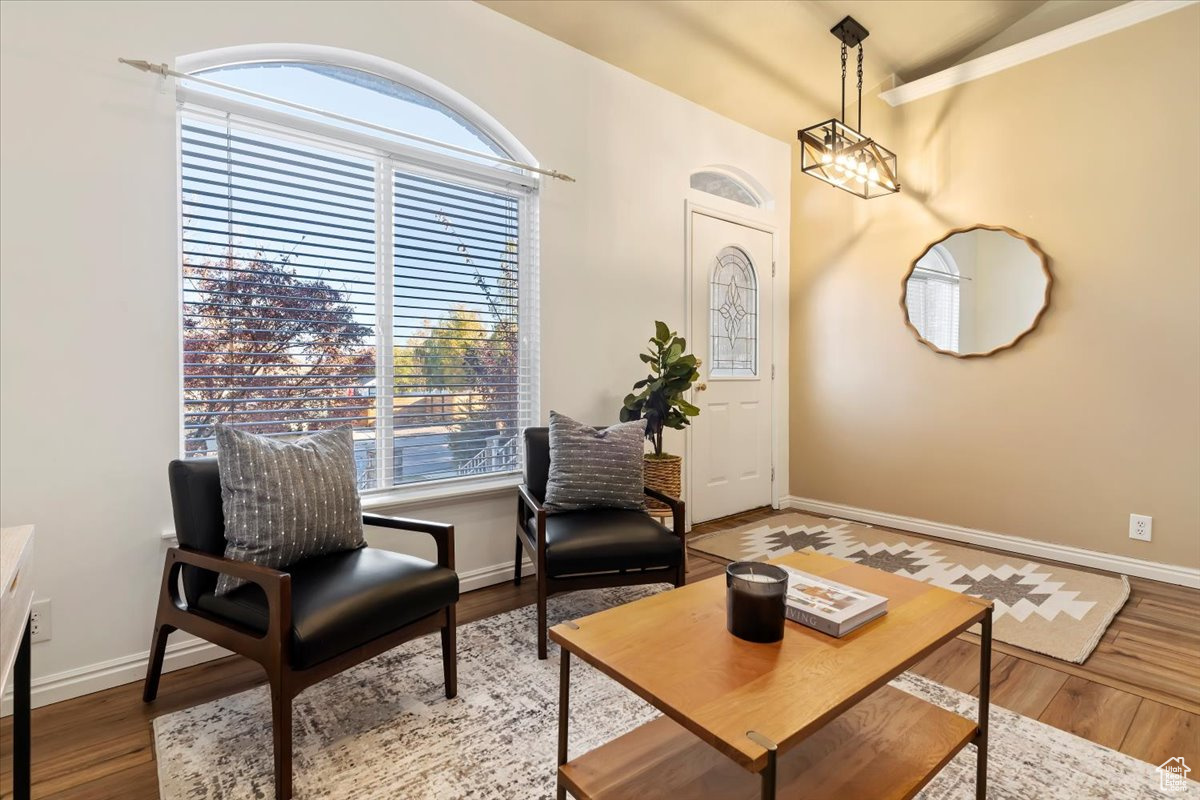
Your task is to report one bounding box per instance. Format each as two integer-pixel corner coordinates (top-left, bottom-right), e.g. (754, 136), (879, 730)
(179, 59), (536, 493)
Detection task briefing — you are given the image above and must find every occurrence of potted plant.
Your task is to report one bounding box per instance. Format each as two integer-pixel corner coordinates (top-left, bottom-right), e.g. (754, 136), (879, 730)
(620, 321), (701, 509)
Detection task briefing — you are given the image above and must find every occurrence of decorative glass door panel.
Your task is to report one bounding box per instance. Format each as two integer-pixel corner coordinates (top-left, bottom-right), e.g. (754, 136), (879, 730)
(709, 246), (758, 378)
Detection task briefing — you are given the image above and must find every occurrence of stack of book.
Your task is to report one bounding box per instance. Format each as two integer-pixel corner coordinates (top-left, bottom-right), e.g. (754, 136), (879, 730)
(780, 565), (888, 637)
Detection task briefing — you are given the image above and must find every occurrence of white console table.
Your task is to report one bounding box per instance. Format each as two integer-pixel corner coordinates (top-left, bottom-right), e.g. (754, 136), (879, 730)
(1, 525), (33, 800)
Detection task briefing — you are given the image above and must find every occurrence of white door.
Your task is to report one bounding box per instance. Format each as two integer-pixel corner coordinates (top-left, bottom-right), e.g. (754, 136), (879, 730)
(689, 211), (774, 523)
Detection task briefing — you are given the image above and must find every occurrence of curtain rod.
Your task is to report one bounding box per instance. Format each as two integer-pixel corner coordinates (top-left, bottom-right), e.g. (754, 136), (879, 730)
(118, 58), (575, 183)
(911, 266), (973, 281)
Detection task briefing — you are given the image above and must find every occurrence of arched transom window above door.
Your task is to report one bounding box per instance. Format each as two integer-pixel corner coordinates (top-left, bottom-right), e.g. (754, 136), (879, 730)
(709, 246), (758, 378)
(689, 167), (770, 209)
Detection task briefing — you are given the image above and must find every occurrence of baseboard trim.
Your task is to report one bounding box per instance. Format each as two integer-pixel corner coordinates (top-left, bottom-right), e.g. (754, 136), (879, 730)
(780, 496), (1200, 589)
(1, 556), (535, 715)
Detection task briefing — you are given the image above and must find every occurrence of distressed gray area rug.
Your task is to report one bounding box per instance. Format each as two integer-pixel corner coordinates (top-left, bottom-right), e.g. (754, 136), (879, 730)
(155, 585), (1188, 800)
(690, 512), (1129, 663)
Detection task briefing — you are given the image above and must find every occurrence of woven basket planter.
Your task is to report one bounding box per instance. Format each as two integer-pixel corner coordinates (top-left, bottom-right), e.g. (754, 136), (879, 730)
(643, 454), (682, 511)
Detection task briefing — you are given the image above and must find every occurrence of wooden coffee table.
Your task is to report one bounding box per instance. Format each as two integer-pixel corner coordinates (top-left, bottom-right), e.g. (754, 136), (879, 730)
(549, 550), (993, 800)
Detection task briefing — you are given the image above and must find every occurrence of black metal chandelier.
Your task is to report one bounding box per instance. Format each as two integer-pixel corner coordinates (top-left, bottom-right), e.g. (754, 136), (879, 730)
(798, 16), (899, 199)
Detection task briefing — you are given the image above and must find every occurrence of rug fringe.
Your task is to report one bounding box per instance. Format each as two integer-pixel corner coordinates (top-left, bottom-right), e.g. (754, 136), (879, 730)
(1070, 574), (1131, 664)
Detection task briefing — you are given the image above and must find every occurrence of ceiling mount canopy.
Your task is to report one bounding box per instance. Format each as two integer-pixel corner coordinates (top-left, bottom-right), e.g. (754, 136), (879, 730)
(798, 15), (900, 199)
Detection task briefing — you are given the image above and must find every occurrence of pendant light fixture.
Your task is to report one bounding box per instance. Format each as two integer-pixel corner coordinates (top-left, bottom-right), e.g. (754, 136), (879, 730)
(798, 16), (899, 198)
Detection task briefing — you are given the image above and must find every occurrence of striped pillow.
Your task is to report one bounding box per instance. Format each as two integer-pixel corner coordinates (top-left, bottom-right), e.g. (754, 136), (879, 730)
(543, 412), (647, 514)
(214, 425), (365, 595)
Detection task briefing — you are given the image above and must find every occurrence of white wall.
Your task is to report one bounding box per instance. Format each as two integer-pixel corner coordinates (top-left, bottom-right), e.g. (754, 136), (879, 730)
(0, 0), (790, 707)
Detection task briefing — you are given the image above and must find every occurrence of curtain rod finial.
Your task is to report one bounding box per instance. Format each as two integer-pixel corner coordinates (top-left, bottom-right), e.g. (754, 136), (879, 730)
(119, 58), (170, 77)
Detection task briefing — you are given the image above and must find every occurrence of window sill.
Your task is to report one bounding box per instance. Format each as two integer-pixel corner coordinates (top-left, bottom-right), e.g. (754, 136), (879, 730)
(160, 473), (523, 544)
(361, 472), (523, 512)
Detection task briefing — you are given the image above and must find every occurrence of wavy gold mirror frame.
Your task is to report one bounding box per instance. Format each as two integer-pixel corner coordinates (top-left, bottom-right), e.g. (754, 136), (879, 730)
(900, 223), (1052, 359)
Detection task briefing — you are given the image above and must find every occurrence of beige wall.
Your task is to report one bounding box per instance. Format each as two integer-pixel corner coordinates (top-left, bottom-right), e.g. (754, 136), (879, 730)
(790, 7), (1200, 568)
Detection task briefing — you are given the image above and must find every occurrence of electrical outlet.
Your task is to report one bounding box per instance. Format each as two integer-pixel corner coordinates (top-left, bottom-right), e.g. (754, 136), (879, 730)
(29, 598), (51, 643)
(1129, 514), (1152, 542)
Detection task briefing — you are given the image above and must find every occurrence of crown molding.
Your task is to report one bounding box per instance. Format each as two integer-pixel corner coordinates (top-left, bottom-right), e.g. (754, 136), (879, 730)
(880, 0), (1199, 107)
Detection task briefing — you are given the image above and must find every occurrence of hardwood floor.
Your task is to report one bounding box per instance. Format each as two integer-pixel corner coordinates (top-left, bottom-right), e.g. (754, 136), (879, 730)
(1, 507), (1196, 799)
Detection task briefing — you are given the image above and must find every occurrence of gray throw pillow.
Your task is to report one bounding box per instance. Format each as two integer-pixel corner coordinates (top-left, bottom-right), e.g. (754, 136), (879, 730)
(214, 425), (365, 595)
(543, 412), (647, 514)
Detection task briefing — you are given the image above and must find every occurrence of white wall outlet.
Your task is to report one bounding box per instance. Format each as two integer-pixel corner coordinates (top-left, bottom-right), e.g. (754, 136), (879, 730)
(1129, 514), (1152, 542)
(29, 598), (51, 643)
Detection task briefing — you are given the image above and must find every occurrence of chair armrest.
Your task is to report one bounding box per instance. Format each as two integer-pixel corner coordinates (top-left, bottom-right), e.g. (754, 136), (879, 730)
(517, 484), (546, 517)
(644, 486), (683, 512)
(516, 484), (547, 544)
(363, 513), (455, 570)
(644, 486), (686, 539)
(166, 547), (292, 637)
(170, 546), (289, 585)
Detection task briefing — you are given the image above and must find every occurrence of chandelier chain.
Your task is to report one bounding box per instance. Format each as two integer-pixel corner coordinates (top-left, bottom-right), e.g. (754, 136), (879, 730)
(857, 44), (864, 131)
(840, 42), (847, 124)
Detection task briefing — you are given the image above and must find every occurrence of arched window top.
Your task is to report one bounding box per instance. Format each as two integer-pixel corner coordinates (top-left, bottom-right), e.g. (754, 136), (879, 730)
(689, 165), (771, 209)
(195, 61), (509, 160)
(917, 244), (959, 277)
(176, 44), (537, 177)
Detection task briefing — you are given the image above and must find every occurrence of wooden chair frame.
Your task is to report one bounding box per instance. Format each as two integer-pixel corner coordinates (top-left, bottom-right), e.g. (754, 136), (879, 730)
(515, 486), (686, 659)
(143, 513), (457, 800)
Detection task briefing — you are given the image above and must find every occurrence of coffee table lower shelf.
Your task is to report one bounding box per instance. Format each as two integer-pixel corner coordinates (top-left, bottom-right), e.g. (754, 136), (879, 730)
(558, 685), (977, 800)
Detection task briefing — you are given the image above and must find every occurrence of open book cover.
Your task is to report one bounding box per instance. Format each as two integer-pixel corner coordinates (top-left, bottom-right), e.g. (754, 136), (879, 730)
(780, 565), (888, 637)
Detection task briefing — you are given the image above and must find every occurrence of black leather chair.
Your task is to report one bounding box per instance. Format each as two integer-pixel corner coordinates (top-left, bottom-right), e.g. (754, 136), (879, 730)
(515, 427), (686, 659)
(144, 459), (459, 800)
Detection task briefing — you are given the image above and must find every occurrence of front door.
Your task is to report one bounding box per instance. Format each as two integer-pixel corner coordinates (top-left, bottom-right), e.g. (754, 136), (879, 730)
(688, 210), (774, 523)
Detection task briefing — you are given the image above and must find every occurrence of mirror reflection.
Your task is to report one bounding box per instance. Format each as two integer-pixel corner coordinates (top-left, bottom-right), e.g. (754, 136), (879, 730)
(903, 226), (1049, 357)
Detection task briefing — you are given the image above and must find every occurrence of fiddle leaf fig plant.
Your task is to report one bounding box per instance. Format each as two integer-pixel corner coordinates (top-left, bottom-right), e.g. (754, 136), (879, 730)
(619, 320), (701, 457)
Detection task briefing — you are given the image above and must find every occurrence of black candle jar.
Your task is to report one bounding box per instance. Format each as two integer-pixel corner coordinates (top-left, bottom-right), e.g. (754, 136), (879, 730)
(725, 562), (788, 643)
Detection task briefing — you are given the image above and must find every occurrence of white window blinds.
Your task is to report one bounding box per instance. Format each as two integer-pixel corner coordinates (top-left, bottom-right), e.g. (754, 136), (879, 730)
(181, 112), (529, 491)
(905, 273), (960, 352)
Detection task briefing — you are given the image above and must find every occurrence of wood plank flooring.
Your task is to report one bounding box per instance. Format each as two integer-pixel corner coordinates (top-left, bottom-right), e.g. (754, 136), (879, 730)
(1, 507), (1196, 799)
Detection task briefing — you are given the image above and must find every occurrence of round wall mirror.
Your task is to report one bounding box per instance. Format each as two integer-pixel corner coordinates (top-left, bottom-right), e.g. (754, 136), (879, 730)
(902, 225), (1050, 357)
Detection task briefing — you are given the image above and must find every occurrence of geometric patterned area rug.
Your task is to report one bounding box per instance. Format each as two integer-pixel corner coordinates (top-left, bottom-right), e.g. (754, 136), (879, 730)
(154, 585), (1190, 800)
(691, 512), (1129, 663)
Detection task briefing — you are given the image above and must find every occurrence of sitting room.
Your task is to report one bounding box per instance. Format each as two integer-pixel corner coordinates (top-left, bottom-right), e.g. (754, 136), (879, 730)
(0, 1), (1197, 798)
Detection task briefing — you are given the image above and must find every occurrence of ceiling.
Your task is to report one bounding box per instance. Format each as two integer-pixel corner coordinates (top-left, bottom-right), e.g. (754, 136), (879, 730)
(478, 0), (1125, 141)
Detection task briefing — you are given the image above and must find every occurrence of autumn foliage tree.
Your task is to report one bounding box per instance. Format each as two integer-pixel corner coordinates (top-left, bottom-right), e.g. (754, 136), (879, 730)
(182, 249), (375, 455)
(392, 215), (519, 468)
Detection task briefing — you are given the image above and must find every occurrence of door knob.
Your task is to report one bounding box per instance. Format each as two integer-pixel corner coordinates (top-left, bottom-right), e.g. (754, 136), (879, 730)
(696, 383), (707, 392)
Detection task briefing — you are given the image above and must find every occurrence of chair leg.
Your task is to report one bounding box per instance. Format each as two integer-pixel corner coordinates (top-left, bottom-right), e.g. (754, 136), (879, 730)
(270, 676), (293, 800)
(142, 620), (175, 703)
(513, 532), (523, 586)
(537, 575), (549, 660)
(675, 560), (686, 588)
(441, 605), (458, 699)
